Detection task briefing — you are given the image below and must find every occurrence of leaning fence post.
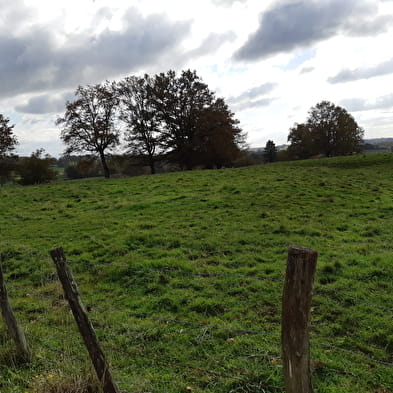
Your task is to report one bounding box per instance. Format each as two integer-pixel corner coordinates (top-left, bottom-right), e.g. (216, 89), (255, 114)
(0, 257), (31, 362)
(281, 246), (318, 393)
(50, 247), (120, 393)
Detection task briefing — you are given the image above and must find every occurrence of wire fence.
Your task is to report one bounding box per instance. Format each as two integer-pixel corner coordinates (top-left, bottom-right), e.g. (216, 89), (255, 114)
(1, 246), (393, 393)
(7, 261), (393, 369)
(7, 252), (389, 314)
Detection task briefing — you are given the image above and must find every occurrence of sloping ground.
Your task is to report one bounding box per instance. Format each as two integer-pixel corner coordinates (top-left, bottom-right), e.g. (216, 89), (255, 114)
(0, 153), (392, 393)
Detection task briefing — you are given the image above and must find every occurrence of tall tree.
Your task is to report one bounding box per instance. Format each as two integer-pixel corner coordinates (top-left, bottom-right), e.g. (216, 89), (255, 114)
(118, 75), (159, 174)
(56, 82), (120, 178)
(0, 114), (18, 185)
(152, 70), (215, 169)
(263, 140), (277, 163)
(288, 101), (364, 159)
(152, 69), (244, 169)
(0, 114), (18, 158)
(194, 98), (244, 168)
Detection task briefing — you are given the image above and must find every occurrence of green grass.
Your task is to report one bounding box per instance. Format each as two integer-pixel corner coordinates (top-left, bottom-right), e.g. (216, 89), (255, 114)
(0, 153), (393, 392)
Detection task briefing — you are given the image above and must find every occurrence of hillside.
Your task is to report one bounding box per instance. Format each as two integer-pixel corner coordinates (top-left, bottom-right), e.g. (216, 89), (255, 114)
(0, 153), (393, 393)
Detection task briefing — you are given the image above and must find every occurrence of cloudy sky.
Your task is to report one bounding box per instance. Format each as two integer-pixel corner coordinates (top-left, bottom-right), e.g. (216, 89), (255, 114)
(1, 0), (393, 156)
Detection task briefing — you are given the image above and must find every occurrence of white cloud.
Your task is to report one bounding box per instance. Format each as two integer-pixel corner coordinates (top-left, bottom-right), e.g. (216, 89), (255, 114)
(0, 0), (392, 156)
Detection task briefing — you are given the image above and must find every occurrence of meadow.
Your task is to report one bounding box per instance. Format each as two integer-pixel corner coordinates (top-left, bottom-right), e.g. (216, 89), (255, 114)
(0, 153), (392, 393)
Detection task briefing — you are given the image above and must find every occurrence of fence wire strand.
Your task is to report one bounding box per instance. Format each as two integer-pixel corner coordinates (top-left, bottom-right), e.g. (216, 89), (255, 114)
(313, 341), (393, 367)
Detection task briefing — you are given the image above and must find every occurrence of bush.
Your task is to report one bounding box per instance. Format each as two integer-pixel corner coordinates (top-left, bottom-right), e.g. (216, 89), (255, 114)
(0, 156), (18, 186)
(17, 149), (56, 185)
(65, 157), (102, 179)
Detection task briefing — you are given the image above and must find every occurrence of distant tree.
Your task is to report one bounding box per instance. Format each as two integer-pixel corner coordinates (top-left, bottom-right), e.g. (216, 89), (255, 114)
(0, 114), (18, 185)
(287, 123), (317, 159)
(56, 82), (120, 178)
(0, 114), (18, 158)
(118, 75), (159, 174)
(263, 140), (277, 163)
(288, 101), (364, 159)
(18, 149), (56, 185)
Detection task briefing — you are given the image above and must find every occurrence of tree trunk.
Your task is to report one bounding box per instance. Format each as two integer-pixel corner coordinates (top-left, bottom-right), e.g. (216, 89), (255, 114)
(148, 155), (156, 174)
(98, 150), (110, 178)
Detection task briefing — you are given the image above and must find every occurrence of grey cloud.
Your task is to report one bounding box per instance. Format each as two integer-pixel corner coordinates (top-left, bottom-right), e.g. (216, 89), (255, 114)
(300, 66), (315, 74)
(328, 57), (393, 83)
(233, 97), (277, 111)
(183, 31), (237, 60)
(0, 0), (36, 30)
(92, 7), (115, 25)
(228, 82), (277, 103)
(15, 92), (74, 114)
(340, 94), (393, 112)
(348, 14), (393, 36)
(212, 0), (247, 7)
(0, 7), (191, 99)
(234, 0), (393, 61)
(228, 82), (277, 111)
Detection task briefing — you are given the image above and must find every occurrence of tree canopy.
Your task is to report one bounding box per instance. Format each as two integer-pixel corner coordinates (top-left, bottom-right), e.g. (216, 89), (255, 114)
(118, 74), (160, 174)
(263, 140), (277, 163)
(56, 82), (120, 178)
(118, 69), (245, 171)
(288, 101), (364, 159)
(152, 70), (217, 169)
(0, 114), (18, 159)
(55, 70), (244, 178)
(0, 114), (18, 185)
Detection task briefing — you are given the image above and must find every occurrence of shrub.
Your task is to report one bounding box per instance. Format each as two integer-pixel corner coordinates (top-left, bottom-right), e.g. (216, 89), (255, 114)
(65, 157), (102, 179)
(17, 149), (56, 185)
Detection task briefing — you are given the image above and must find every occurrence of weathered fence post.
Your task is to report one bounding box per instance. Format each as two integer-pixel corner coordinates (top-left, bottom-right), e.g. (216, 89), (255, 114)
(0, 257), (31, 362)
(50, 247), (120, 393)
(281, 246), (317, 393)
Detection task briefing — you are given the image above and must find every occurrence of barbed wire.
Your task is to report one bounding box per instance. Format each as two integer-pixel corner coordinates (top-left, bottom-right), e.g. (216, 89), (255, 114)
(313, 286), (393, 312)
(3, 249), (393, 375)
(67, 259), (285, 283)
(89, 305), (274, 337)
(69, 262), (392, 315)
(112, 355), (285, 392)
(6, 263), (392, 318)
(2, 247), (392, 304)
(313, 341), (393, 367)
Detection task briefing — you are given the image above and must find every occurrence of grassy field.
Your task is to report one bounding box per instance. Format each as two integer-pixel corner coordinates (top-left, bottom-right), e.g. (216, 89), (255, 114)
(0, 153), (392, 393)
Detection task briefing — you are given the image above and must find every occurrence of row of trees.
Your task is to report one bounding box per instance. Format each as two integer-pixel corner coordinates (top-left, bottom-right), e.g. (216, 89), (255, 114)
(0, 91), (365, 185)
(56, 70), (246, 178)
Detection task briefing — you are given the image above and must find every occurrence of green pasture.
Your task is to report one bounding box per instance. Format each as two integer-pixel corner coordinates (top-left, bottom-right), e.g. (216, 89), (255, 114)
(0, 153), (392, 392)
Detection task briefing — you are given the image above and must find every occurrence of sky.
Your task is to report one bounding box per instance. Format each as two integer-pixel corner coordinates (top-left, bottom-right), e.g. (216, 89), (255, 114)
(1, 0), (393, 156)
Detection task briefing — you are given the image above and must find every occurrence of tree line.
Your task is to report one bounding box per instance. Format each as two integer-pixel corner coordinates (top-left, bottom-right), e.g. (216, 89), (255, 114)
(0, 71), (366, 185)
(56, 70), (246, 178)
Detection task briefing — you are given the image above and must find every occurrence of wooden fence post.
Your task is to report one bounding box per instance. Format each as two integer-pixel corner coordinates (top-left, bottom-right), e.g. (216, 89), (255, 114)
(0, 257), (31, 362)
(281, 246), (317, 393)
(50, 247), (120, 393)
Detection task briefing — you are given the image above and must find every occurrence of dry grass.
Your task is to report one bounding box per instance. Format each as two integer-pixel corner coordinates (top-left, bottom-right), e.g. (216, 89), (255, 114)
(29, 371), (102, 393)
